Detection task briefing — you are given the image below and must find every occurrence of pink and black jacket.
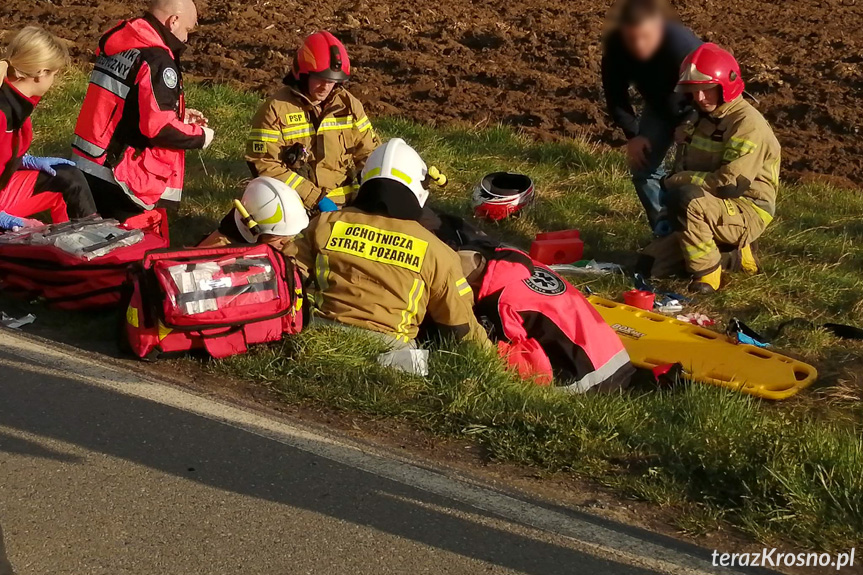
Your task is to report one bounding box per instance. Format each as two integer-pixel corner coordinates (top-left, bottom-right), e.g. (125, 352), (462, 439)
(72, 13), (206, 210)
(472, 245), (634, 392)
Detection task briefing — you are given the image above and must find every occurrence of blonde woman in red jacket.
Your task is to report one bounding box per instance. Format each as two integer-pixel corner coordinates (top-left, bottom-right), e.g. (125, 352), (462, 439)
(0, 26), (96, 231)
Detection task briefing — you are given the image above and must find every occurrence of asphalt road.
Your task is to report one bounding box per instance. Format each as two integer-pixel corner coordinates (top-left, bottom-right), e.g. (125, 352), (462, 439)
(0, 330), (776, 575)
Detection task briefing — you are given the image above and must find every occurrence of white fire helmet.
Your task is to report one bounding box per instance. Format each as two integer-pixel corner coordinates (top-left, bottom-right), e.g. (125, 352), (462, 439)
(472, 172), (535, 220)
(234, 177), (309, 243)
(361, 138), (430, 208)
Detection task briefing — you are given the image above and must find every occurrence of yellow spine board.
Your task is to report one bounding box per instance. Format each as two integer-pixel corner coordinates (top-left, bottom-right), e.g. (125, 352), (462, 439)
(588, 296), (817, 400)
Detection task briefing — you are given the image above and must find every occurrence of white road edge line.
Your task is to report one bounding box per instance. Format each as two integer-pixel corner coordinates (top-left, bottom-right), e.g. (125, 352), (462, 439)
(0, 331), (749, 575)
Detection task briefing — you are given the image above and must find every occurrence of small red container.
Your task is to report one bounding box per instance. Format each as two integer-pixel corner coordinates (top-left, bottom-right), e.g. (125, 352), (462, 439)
(623, 289), (655, 310)
(529, 229), (584, 265)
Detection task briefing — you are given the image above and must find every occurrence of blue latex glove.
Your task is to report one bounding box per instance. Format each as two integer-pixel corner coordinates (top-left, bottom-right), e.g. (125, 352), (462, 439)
(0, 211), (24, 231)
(317, 197), (339, 213)
(20, 155), (76, 177)
(653, 219), (673, 238)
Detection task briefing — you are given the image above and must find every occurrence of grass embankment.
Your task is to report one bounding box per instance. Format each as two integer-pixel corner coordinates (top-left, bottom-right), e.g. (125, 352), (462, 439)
(28, 71), (863, 550)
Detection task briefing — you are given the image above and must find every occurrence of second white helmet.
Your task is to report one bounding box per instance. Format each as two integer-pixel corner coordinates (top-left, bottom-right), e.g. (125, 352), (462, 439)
(361, 138), (430, 208)
(234, 177), (309, 243)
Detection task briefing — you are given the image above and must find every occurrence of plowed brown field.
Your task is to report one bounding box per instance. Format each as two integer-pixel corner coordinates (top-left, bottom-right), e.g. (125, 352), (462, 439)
(3, 0), (861, 186)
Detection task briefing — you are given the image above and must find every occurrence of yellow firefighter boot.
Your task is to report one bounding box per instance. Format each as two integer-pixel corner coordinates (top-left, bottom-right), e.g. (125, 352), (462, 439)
(689, 267), (722, 294)
(740, 243), (759, 275)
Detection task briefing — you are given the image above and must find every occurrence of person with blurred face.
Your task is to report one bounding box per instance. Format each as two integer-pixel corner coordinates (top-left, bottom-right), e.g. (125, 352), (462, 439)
(246, 31), (380, 214)
(0, 26), (97, 231)
(71, 0), (214, 225)
(601, 0), (701, 236)
(659, 43), (780, 294)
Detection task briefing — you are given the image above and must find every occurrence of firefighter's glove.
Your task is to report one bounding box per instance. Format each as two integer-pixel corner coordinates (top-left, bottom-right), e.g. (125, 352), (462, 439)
(20, 155), (75, 177)
(318, 197), (339, 213)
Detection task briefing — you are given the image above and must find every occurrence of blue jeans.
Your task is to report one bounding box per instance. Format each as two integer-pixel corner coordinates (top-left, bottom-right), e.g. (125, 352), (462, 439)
(631, 107), (675, 233)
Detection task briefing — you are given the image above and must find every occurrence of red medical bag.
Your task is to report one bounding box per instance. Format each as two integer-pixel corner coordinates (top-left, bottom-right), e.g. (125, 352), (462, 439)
(122, 243), (306, 360)
(0, 216), (169, 310)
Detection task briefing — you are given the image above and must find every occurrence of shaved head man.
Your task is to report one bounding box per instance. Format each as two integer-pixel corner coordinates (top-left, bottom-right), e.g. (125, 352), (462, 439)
(71, 0), (213, 223)
(149, 0), (198, 43)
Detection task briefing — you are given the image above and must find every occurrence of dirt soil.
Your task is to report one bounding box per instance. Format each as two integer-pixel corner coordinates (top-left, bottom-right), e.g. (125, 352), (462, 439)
(3, 0), (862, 186)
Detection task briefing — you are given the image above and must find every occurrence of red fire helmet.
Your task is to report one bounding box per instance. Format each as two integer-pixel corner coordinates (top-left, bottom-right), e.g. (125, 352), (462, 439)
(676, 43), (744, 102)
(472, 172), (535, 221)
(292, 31), (351, 83)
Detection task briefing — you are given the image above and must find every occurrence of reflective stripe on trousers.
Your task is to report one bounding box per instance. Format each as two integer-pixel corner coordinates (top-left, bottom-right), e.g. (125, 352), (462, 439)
(559, 349), (632, 394)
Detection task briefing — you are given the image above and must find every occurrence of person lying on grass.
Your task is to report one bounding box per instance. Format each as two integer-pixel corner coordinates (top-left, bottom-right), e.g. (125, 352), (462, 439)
(456, 242), (634, 392)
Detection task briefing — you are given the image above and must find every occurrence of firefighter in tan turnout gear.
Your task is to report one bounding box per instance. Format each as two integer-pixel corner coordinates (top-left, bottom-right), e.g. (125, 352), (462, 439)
(666, 43), (780, 293)
(246, 31), (380, 213)
(287, 138), (490, 348)
(197, 177), (309, 248)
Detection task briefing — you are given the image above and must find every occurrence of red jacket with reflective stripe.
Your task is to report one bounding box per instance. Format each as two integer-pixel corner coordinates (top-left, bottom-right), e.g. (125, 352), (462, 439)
(0, 82), (37, 192)
(474, 247), (634, 392)
(72, 13), (205, 209)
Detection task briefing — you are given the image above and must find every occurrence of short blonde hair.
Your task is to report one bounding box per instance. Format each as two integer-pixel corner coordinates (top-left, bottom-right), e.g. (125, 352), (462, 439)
(0, 26), (69, 86)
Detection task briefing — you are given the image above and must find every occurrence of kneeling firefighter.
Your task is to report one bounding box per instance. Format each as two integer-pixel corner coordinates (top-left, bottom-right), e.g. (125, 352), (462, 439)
(246, 31), (380, 212)
(198, 177), (309, 248)
(457, 242), (634, 392)
(641, 43), (780, 293)
(286, 138), (490, 348)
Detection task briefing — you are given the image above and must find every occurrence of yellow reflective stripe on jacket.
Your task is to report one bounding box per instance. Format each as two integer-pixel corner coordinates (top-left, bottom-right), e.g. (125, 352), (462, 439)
(723, 136), (759, 162)
(314, 253), (330, 309)
(690, 171), (710, 186)
(279, 115), (361, 139)
(318, 115), (355, 133)
(690, 136), (724, 153)
(740, 198), (775, 226)
(326, 184), (359, 199)
(354, 116), (372, 133)
(282, 123), (315, 140)
(284, 172), (306, 189)
(249, 128), (280, 142)
(394, 279), (425, 342)
(455, 277), (472, 297)
(684, 240), (717, 261)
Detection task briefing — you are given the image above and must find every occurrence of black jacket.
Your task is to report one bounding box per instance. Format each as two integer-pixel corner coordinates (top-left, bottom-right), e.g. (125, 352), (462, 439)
(601, 22), (702, 138)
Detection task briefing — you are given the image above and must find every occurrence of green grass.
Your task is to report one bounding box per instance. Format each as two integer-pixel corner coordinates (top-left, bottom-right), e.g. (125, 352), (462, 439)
(27, 71), (863, 550)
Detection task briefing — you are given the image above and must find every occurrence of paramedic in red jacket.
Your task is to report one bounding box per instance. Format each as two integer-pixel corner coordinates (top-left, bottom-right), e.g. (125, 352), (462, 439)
(72, 0), (214, 222)
(0, 27), (97, 230)
(461, 242), (634, 392)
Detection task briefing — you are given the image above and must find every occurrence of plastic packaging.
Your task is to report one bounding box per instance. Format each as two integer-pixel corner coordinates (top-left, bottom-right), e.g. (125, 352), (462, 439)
(0, 217), (143, 260)
(377, 348), (429, 376)
(162, 255), (279, 316)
